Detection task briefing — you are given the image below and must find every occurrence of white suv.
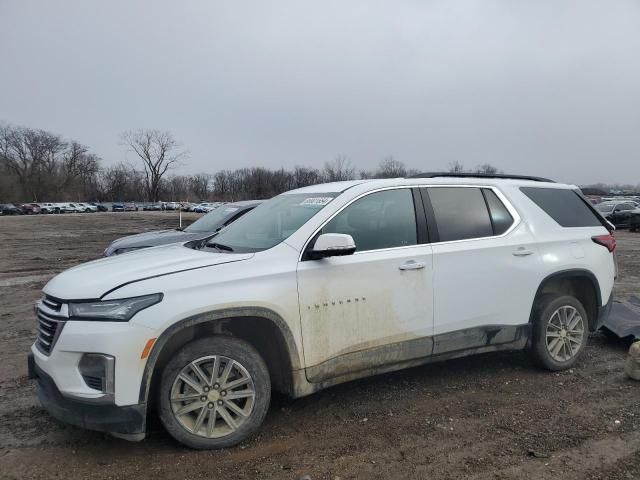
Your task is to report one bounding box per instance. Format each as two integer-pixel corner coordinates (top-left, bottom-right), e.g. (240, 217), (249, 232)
(28, 174), (616, 449)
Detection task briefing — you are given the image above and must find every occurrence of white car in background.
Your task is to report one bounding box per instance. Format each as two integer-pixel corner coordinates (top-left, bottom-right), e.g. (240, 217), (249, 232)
(58, 203), (83, 213)
(29, 174), (616, 449)
(38, 203), (60, 214)
(75, 203), (98, 213)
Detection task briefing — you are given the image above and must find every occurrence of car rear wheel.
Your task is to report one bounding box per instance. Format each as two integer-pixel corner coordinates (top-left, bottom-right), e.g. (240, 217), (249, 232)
(158, 336), (271, 449)
(530, 294), (588, 370)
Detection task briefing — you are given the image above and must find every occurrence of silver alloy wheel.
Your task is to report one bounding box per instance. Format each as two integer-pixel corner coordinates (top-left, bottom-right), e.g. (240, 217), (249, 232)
(170, 355), (256, 438)
(545, 305), (585, 362)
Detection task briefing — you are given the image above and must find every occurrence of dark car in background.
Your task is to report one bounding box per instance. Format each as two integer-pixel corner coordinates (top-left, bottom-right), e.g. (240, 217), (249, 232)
(90, 202), (109, 212)
(112, 203), (125, 212)
(630, 210), (640, 232)
(0, 203), (23, 215)
(595, 201), (640, 228)
(20, 203), (41, 214)
(104, 200), (262, 256)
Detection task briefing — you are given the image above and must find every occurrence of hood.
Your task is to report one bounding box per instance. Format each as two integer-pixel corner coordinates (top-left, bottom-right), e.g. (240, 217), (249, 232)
(105, 229), (211, 255)
(44, 244), (253, 300)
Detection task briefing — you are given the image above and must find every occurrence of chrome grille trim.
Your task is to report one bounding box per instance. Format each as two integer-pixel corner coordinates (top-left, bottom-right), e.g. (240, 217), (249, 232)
(35, 298), (67, 356)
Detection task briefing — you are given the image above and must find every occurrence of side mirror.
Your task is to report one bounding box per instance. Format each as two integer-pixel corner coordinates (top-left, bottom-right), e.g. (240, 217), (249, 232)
(309, 233), (356, 259)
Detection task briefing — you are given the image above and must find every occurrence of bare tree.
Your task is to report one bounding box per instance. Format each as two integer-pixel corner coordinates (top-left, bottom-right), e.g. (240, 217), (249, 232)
(376, 156), (407, 178)
(448, 161), (465, 173)
(323, 155), (355, 182)
(475, 163), (501, 175)
(189, 174), (210, 200)
(121, 129), (188, 201)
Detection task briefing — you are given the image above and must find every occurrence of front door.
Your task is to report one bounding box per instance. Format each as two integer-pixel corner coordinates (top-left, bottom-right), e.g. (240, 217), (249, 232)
(296, 188), (434, 383)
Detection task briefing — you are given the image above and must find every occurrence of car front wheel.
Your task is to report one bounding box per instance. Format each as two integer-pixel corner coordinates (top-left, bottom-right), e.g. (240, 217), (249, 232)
(531, 294), (588, 370)
(158, 336), (271, 449)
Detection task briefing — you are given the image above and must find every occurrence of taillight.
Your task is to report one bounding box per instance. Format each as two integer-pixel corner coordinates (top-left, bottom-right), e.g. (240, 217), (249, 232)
(592, 234), (616, 252)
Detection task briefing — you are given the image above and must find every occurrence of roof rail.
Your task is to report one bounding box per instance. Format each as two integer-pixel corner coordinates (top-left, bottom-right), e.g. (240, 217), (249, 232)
(408, 172), (555, 183)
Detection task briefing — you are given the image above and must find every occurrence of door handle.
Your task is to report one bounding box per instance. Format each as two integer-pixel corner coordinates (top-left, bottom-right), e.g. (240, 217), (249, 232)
(399, 261), (426, 270)
(513, 247), (534, 257)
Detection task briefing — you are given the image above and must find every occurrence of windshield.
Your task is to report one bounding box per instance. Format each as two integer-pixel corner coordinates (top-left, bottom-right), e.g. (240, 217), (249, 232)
(207, 193), (338, 252)
(595, 204), (614, 213)
(185, 205), (244, 233)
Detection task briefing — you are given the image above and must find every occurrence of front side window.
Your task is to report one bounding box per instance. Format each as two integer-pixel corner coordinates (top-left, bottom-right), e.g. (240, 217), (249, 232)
(428, 187), (493, 241)
(209, 193), (337, 252)
(320, 189), (417, 252)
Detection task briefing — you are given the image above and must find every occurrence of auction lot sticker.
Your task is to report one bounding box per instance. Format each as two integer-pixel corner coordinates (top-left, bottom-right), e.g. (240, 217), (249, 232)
(300, 197), (333, 206)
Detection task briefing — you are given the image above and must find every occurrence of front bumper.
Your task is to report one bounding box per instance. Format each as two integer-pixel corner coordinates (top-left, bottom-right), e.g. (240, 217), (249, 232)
(29, 353), (146, 435)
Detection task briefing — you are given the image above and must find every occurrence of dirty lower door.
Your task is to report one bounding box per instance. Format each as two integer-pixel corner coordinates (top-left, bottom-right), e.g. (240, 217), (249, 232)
(296, 187), (434, 383)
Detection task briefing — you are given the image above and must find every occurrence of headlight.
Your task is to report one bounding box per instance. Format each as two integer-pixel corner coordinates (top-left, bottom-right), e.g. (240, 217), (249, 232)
(68, 294), (163, 321)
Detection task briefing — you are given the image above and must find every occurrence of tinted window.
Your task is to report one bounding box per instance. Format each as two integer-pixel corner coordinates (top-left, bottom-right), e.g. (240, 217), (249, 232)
(483, 189), (514, 235)
(428, 187), (493, 241)
(321, 189), (417, 252)
(521, 187), (602, 227)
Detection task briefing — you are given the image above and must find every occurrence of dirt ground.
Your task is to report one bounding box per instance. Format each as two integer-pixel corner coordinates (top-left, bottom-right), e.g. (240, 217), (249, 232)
(0, 212), (639, 480)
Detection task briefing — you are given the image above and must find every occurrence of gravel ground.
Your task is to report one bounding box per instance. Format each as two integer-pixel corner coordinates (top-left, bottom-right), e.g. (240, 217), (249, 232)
(0, 212), (638, 480)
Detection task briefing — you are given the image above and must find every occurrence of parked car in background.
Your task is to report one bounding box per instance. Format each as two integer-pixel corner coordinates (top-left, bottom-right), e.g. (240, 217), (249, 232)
(112, 203), (125, 212)
(75, 203), (98, 213)
(0, 203), (23, 215)
(143, 203), (162, 211)
(124, 203), (139, 212)
(104, 200), (262, 256)
(20, 203), (42, 214)
(59, 203), (84, 214)
(29, 175), (615, 449)
(38, 203), (60, 214)
(595, 201), (640, 228)
(90, 202), (109, 212)
(630, 210), (640, 232)
(194, 202), (222, 213)
(163, 202), (180, 210)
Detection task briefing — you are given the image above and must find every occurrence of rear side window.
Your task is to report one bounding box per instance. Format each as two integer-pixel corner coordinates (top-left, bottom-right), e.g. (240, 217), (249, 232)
(520, 187), (602, 227)
(482, 189), (513, 235)
(427, 187), (493, 241)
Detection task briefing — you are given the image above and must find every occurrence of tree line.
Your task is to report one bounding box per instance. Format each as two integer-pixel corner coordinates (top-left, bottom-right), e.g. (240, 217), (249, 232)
(2, 122), (558, 203)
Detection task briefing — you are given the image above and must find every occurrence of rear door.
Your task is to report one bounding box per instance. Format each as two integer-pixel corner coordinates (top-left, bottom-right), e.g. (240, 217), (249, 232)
(422, 186), (540, 354)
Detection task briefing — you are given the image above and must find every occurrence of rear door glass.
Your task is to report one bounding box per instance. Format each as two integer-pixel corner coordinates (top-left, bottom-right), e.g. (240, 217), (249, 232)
(482, 189), (514, 235)
(427, 187), (493, 241)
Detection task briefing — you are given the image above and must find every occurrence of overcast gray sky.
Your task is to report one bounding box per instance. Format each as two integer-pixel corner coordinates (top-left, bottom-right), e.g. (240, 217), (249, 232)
(1, 1), (639, 185)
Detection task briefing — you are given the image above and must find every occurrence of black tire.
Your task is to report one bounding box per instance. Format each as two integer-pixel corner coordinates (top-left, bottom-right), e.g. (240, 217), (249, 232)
(158, 336), (271, 449)
(530, 294), (589, 371)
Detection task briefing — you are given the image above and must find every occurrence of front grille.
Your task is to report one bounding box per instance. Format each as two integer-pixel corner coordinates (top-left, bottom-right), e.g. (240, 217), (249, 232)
(36, 298), (66, 355)
(82, 375), (104, 391)
(42, 297), (62, 312)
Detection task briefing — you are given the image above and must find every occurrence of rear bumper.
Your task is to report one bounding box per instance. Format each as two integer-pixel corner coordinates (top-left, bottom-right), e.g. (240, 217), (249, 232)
(28, 353), (146, 435)
(594, 293), (613, 331)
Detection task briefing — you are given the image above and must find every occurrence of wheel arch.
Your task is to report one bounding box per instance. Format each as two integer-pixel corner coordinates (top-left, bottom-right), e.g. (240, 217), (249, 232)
(530, 269), (602, 331)
(139, 307), (302, 404)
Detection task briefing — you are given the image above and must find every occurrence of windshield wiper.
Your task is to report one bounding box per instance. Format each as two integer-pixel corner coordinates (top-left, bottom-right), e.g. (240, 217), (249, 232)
(207, 241), (234, 252)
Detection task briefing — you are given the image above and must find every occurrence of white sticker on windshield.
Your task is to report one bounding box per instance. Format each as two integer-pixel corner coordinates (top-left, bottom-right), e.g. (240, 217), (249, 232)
(300, 197), (333, 206)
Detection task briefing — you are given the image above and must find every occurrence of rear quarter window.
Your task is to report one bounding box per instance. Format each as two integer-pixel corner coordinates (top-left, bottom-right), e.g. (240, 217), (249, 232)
(520, 187), (603, 227)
